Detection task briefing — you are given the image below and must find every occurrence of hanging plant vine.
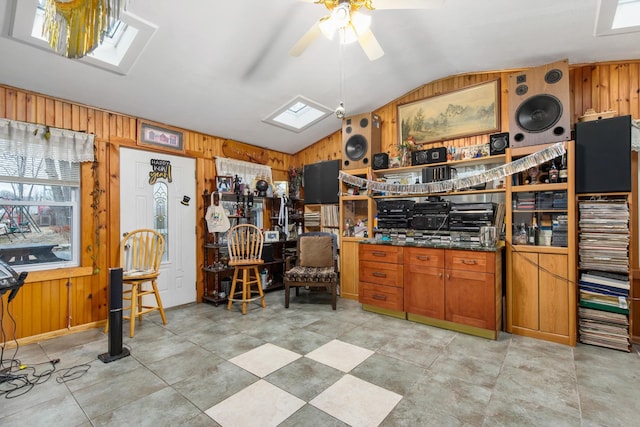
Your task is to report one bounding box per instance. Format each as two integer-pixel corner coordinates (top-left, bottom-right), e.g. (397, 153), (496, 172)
(87, 142), (104, 274)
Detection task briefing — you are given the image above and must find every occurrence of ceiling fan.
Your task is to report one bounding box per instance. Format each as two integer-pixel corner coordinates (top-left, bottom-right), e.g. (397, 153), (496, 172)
(290, 0), (445, 61)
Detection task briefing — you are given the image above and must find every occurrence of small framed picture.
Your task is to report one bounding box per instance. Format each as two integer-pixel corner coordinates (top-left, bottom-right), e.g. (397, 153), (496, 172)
(273, 181), (288, 198)
(264, 230), (280, 242)
(216, 176), (234, 193)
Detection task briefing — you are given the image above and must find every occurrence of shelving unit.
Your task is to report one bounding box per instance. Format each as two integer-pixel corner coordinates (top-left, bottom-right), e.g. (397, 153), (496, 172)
(339, 167), (375, 300)
(202, 192), (297, 306)
(577, 194), (632, 351)
(505, 141), (577, 346)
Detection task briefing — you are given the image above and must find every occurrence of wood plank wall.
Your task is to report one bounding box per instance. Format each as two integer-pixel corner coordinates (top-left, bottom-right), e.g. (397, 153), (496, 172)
(1, 59), (639, 341)
(0, 85), (294, 341)
(294, 60), (640, 163)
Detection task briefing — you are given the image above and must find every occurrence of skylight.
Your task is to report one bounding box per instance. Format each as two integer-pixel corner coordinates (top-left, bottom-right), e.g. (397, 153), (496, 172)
(263, 96), (333, 133)
(9, 0), (157, 75)
(595, 0), (640, 36)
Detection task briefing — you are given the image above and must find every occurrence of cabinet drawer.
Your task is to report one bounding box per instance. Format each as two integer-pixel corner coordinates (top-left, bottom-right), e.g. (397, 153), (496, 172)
(405, 247), (444, 268)
(360, 282), (404, 311)
(445, 250), (494, 274)
(359, 244), (403, 264)
(359, 260), (403, 287)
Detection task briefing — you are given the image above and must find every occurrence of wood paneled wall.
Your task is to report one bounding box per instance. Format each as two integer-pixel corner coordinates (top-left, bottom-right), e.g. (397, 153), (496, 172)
(294, 61), (640, 164)
(0, 84), (294, 341)
(2, 59), (640, 341)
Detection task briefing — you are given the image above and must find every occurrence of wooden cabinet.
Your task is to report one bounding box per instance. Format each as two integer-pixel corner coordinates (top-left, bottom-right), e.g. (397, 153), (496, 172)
(360, 243), (503, 338)
(509, 252), (571, 339)
(505, 141), (576, 346)
(404, 247), (502, 339)
(404, 247), (445, 319)
(358, 244), (404, 317)
(445, 250), (498, 331)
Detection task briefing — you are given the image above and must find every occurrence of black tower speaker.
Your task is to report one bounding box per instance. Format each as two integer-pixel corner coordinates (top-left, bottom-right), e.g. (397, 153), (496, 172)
(99, 268), (130, 363)
(489, 132), (509, 155)
(372, 153), (389, 170)
(575, 115), (631, 193)
(342, 113), (381, 170)
(508, 59), (571, 148)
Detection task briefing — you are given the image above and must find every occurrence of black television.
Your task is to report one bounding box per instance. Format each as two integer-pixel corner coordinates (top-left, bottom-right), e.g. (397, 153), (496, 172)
(303, 160), (341, 204)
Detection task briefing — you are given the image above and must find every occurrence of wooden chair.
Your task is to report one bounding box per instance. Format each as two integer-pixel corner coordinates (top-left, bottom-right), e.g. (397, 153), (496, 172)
(284, 232), (338, 310)
(226, 223), (266, 314)
(106, 228), (167, 337)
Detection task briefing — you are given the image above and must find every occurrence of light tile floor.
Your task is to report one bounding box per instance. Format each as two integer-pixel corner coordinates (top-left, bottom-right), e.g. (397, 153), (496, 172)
(1, 289), (640, 426)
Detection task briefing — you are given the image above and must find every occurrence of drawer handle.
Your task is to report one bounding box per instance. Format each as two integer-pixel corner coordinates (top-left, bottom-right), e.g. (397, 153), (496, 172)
(371, 251), (387, 257)
(461, 259), (477, 265)
(372, 272), (387, 278)
(438, 272), (442, 278)
(372, 294), (387, 301)
(417, 255), (430, 261)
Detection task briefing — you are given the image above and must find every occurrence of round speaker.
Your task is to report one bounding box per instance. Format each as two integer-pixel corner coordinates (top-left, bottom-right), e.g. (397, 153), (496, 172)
(345, 134), (368, 161)
(359, 117), (369, 128)
(515, 84), (528, 96)
(515, 94), (563, 133)
(544, 68), (563, 84)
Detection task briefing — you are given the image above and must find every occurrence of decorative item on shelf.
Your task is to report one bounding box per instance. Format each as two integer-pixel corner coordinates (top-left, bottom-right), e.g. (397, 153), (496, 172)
(394, 135), (417, 167)
(255, 179), (269, 197)
(578, 108), (617, 122)
(288, 166), (303, 199)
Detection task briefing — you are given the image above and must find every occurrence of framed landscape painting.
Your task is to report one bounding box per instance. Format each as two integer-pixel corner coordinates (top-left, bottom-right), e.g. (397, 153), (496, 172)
(398, 79), (500, 145)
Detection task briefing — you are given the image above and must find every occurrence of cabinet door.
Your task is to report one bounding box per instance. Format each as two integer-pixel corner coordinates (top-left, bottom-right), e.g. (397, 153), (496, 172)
(510, 252), (540, 330)
(538, 253), (569, 336)
(445, 268), (495, 329)
(404, 264), (444, 319)
(340, 240), (360, 299)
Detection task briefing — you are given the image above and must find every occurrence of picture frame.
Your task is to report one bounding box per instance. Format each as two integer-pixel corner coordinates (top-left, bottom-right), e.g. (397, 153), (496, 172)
(264, 230), (280, 243)
(216, 175), (234, 194)
(138, 120), (184, 153)
(398, 79), (500, 145)
(273, 181), (289, 198)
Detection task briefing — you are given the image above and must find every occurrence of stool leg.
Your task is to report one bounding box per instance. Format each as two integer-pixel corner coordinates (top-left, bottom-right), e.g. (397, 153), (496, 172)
(241, 268), (248, 315)
(227, 268), (239, 311)
(129, 284), (137, 338)
(254, 266), (266, 308)
(151, 279), (167, 325)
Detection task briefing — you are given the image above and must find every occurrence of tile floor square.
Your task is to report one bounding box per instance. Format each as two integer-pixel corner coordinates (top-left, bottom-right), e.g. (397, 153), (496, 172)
(229, 343), (301, 377)
(310, 374), (402, 427)
(205, 379), (305, 427)
(306, 339), (374, 372)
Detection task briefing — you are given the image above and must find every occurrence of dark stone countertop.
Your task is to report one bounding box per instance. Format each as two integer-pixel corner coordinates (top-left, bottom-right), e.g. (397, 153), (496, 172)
(359, 239), (504, 252)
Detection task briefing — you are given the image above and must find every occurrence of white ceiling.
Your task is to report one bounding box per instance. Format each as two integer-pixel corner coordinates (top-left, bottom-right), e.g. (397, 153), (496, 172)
(1, 0), (639, 154)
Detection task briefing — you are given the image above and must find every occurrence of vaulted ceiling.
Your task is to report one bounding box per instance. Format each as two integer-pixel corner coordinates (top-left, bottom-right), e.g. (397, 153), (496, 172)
(1, 0), (639, 154)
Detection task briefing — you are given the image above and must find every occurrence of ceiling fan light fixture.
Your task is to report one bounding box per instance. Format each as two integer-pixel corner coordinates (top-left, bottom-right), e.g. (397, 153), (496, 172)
(319, 15), (339, 39)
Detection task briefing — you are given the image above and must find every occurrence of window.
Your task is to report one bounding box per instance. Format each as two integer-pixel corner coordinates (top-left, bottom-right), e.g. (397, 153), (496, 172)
(153, 182), (168, 262)
(0, 119), (94, 271)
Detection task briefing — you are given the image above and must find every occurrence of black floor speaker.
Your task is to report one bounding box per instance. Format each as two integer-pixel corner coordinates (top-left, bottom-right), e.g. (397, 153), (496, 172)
(99, 268), (130, 363)
(575, 115), (631, 193)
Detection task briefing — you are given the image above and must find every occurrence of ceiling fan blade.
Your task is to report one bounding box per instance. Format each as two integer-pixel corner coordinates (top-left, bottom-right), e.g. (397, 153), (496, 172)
(371, 0), (445, 9)
(289, 20), (322, 57)
(357, 28), (384, 61)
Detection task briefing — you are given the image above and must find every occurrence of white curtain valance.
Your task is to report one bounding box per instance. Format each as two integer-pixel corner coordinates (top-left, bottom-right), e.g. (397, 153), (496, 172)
(0, 118), (95, 162)
(214, 156), (273, 189)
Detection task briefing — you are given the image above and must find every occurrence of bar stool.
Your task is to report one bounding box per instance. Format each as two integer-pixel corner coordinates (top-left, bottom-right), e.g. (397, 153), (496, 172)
(226, 223), (266, 314)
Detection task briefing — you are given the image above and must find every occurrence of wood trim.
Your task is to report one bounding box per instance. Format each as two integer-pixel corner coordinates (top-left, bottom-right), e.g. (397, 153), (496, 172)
(24, 266), (94, 283)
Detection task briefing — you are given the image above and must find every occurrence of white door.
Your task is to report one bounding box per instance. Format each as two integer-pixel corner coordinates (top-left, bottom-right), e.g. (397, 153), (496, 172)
(120, 147), (196, 308)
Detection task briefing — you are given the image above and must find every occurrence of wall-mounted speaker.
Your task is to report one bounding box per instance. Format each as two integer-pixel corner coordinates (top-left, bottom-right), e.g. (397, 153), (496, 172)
(372, 152), (389, 170)
(342, 113), (381, 170)
(489, 132), (509, 155)
(508, 59), (571, 148)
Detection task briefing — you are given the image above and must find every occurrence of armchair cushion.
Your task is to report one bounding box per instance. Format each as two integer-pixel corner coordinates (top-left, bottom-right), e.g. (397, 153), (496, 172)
(284, 266), (337, 283)
(298, 235), (333, 267)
